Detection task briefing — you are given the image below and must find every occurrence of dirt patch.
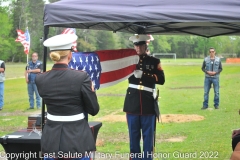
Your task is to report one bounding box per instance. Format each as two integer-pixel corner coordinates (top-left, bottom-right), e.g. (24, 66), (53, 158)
(169, 86), (203, 89)
(95, 112), (202, 147)
(97, 114), (204, 123)
(96, 133), (186, 147)
(97, 115), (127, 122)
(161, 114), (204, 123)
(161, 136), (186, 142)
(0, 126), (24, 132)
(0, 110), (41, 116)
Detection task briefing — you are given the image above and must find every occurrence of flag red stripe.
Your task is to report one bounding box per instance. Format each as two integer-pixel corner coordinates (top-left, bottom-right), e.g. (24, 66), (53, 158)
(100, 64), (136, 84)
(96, 49), (137, 62)
(15, 29), (30, 54)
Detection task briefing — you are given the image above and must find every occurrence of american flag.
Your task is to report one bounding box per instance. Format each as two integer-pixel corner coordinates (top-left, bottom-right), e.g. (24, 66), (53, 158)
(15, 29), (30, 54)
(69, 49), (139, 90)
(62, 28), (78, 52)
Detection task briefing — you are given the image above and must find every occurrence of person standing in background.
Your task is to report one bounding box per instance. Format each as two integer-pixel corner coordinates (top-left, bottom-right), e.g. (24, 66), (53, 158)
(25, 52), (42, 110)
(201, 47), (223, 110)
(0, 60), (5, 111)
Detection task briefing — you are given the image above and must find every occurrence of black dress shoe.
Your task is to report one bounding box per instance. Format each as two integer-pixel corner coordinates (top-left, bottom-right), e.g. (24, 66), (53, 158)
(214, 106), (219, 109)
(201, 106), (208, 110)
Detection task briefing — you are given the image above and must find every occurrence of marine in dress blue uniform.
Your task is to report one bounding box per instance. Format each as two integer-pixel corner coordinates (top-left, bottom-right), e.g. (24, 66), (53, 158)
(123, 35), (165, 160)
(35, 34), (99, 160)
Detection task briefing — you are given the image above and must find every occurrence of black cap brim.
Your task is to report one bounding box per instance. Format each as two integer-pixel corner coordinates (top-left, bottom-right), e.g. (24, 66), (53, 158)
(134, 41), (146, 45)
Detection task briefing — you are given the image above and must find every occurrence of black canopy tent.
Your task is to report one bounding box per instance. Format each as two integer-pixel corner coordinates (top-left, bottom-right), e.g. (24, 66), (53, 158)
(42, 0), (240, 125)
(44, 0), (240, 37)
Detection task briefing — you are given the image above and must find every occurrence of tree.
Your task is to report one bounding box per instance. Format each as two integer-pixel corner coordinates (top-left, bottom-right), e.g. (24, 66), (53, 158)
(48, 0), (59, 3)
(10, 0), (29, 62)
(151, 35), (171, 54)
(27, 0), (45, 60)
(0, 6), (13, 61)
(96, 31), (116, 50)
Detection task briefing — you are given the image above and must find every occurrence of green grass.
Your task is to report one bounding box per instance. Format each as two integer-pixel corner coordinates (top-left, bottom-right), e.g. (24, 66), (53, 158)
(0, 59), (239, 160)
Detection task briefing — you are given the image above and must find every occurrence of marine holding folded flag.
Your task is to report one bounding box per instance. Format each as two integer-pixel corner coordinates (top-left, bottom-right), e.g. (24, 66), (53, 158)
(123, 34), (165, 160)
(35, 34), (99, 160)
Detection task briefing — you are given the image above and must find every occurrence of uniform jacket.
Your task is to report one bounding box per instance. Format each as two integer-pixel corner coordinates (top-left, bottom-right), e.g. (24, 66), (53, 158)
(123, 54), (165, 115)
(35, 63), (99, 156)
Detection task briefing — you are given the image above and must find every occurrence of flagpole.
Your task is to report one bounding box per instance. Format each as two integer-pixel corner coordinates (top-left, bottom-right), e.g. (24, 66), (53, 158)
(26, 27), (30, 71)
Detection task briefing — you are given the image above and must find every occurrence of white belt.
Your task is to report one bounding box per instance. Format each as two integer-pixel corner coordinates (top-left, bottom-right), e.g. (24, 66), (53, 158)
(129, 84), (153, 92)
(47, 113), (84, 122)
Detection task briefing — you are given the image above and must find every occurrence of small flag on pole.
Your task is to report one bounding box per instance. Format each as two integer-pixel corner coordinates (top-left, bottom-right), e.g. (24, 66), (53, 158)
(15, 28), (30, 54)
(62, 28), (78, 52)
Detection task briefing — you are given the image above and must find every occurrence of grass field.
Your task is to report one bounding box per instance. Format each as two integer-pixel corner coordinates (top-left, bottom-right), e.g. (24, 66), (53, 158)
(0, 59), (239, 160)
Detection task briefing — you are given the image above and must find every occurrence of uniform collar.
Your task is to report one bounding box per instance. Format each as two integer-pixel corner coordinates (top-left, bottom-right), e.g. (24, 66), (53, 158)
(139, 53), (148, 59)
(52, 63), (69, 69)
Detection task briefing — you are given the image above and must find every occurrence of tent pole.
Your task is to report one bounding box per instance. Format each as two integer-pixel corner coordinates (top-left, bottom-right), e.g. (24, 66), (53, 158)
(41, 26), (49, 130)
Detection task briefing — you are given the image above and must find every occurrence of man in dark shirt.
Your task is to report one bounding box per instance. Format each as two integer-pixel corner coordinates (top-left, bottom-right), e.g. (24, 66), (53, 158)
(25, 53), (42, 109)
(201, 47), (223, 109)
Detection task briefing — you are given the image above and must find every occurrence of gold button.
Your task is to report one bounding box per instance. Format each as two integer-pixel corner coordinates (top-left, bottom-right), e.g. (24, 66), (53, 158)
(140, 81), (142, 83)
(140, 64), (142, 65)
(148, 73), (150, 75)
(140, 68), (142, 70)
(140, 60), (142, 62)
(129, 92), (130, 94)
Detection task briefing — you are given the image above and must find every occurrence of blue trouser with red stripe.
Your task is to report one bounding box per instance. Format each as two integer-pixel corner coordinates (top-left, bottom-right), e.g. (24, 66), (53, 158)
(127, 114), (155, 160)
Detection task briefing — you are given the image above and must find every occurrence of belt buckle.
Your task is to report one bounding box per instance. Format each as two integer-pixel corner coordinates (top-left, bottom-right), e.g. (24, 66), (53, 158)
(138, 85), (144, 90)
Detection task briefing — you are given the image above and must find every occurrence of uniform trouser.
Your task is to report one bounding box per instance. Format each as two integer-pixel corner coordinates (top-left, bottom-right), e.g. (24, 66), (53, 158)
(0, 82), (4, 109)
(126, 114), (155, 160)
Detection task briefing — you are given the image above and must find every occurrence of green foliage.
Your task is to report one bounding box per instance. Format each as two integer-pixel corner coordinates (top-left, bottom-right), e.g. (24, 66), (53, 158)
(152, 35), (171, 53)
(96, 31), (116, 50)
(0, 7), (13, 60)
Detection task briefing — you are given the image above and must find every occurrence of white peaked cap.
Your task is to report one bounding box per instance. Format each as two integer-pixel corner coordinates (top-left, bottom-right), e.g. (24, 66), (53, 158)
(129, 34), (150, 45)
(43, 34), (78, 51)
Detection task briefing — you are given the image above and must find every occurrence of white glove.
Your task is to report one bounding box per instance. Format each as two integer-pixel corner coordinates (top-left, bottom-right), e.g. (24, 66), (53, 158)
(134, 70), (143, 78)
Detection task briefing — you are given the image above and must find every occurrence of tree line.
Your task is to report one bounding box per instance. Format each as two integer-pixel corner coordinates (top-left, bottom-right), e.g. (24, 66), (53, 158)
(0, 0), (239, 63)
